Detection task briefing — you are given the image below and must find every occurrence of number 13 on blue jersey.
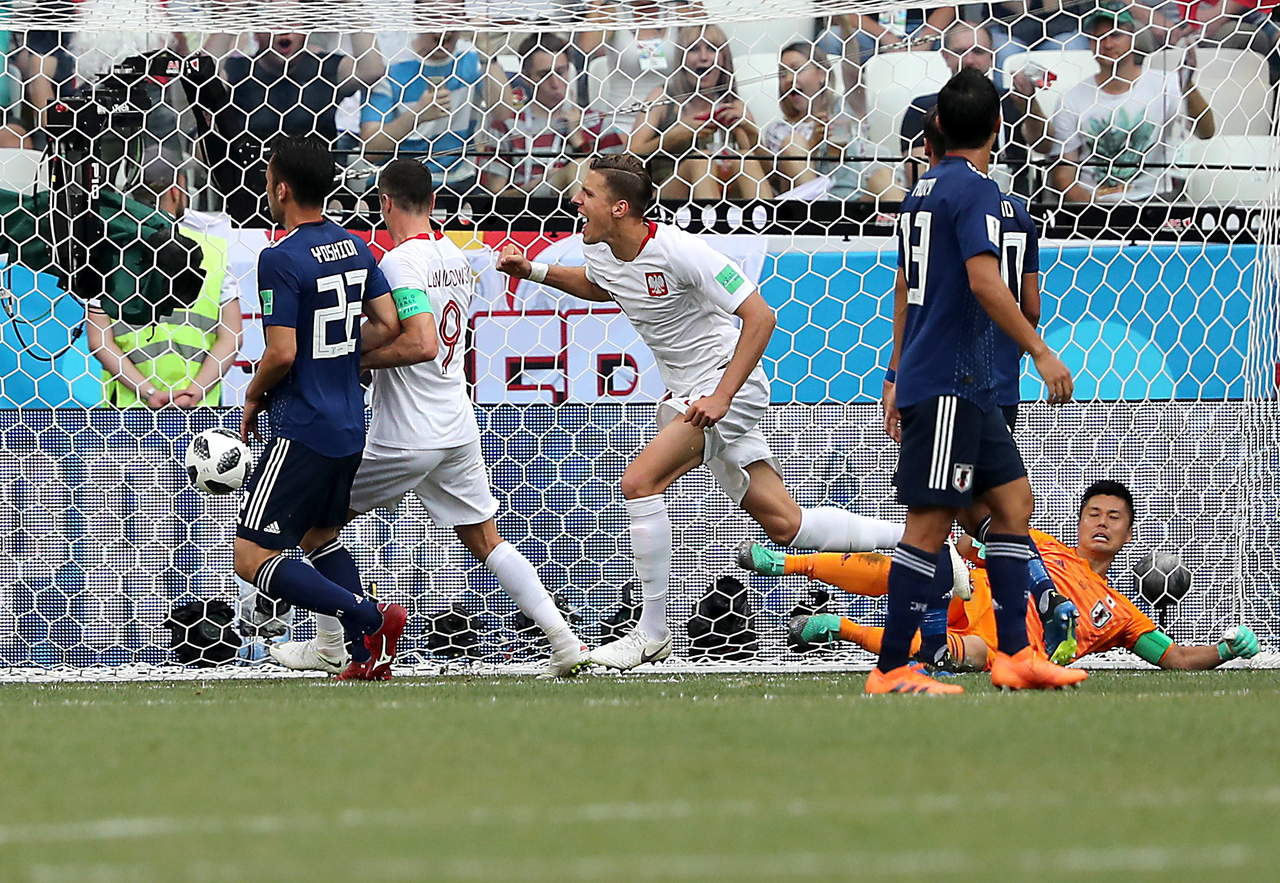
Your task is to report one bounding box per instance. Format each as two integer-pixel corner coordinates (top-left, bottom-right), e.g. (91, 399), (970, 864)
(899, 211), (931, 306)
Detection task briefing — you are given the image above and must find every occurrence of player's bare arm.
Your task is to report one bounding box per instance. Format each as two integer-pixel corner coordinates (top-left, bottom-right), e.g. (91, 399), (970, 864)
(1020, 271), (1041, 329)
(359, 291), (403, 353)
(966, 252), (1072, 403)
(496, 244), (613, 302)
(362, 310), (439, 369)
(241, 325), (296, 443)
(882, 268), (908, 443)
(686, 291), (775, 429)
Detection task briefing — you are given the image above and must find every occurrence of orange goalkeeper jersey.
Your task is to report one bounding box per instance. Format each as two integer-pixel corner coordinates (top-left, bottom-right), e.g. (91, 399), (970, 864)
(954, 529), (1157, 661)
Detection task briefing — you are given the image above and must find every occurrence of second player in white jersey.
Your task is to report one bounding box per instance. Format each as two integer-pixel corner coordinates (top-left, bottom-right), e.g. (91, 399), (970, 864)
(368, 231), (477, 451)
(498, 155), (907, 672)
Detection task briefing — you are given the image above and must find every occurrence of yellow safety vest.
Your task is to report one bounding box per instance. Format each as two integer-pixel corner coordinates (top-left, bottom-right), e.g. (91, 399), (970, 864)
(103, 226), (229, 407)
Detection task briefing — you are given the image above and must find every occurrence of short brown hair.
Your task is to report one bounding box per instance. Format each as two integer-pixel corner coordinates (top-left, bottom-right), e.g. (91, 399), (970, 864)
(378, 158), (435, 213)
(588, 155), (653, 218)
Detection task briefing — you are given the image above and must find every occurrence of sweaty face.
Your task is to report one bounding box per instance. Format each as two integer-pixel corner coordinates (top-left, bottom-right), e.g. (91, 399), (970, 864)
(1076, 494), (1133, 558)
(572, 170), (618, 245)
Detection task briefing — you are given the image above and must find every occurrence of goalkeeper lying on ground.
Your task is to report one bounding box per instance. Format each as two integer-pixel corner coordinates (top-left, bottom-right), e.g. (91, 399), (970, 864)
(739, 481), (1260, 670)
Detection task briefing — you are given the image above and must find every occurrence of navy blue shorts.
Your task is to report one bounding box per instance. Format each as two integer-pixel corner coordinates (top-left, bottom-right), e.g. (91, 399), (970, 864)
(894, 395), (1026, 509)
(236, 437), (362, 551)
(1002, 403), (1019, 431)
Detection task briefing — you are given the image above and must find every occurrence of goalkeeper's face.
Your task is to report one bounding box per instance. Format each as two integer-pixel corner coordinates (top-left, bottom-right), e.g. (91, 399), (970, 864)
(1077, 495), (1133, 558)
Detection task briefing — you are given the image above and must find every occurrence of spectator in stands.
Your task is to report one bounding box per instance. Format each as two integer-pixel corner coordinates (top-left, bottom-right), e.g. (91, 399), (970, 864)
(575, 1), (682, 135)
(10, 31), (68, 137)
(1175, 0), (1280, 83)
(762, 41), (898, 201)
(629, 24), (773, 200)
(205, 31), (384, 221)
(899, 22), (1051, 198)
(0, 115), (32, 149)
(360, 31), (507, 197)
(87, 153), (242, 409)
(822, 10), (951, 119)
(480, 35), (592, 198)
(1049, 3), (1215, 203)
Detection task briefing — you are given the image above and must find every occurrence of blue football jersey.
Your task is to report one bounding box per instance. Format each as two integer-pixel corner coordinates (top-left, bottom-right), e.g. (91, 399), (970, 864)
(895, 156), (1003, 410)
(257, 220), (391, 457)
(994, 195), (1041, 407)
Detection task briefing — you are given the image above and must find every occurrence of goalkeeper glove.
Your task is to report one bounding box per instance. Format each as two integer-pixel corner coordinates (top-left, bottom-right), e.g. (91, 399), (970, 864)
(1217, 626), (1260, 661)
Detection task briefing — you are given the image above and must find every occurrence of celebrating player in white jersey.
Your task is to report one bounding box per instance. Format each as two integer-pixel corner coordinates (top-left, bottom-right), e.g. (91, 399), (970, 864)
(270, 159), (590, 678)
(497, 154), (905, 670)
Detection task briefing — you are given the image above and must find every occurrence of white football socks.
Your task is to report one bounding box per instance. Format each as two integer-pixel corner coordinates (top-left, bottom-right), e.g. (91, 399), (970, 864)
(312, 614), (345, 656)
(627, 494), (673, 641)
(485, 542), (578, 652)
(792, 507), (904, 552)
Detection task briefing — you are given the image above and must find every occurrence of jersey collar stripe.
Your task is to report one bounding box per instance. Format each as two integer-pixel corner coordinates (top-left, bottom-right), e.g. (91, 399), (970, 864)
(245, 438), (290, 529)
(403, 230), (446, 242)
(637, 220), (658, 256)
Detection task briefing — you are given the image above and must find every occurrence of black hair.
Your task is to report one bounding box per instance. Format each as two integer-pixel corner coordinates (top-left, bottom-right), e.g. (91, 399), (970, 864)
(517, 33), (570, 73)
(588, 155), (653, 218)
(922, 107), (947, 159)
(377, 158), (435, 214)
(267, 135), (336, 208)
(1078, 480), (1137, 526)
(936, 67), (1000, 150)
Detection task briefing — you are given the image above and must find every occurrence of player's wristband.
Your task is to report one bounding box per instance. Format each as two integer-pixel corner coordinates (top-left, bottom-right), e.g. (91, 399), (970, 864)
(1132, 629), (1174, 666)
(884, 368), (897, 384)
(528, 262), (549, 284)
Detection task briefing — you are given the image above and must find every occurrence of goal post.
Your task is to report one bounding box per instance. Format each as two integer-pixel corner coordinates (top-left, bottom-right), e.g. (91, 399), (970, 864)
(1, 1), (1278, 678)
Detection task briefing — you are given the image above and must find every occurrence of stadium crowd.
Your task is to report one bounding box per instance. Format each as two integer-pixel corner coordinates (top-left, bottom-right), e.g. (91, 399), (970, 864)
(0, 0), (1275, 214)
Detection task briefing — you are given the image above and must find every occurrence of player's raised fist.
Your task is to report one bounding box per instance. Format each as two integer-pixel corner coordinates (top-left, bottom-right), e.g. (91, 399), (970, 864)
(496, 244), (531, 279)
(1033, 349), (1074, 404)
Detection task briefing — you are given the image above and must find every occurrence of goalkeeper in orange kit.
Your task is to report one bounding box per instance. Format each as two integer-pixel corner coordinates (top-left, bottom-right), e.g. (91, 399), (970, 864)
(739, 481), (1260, 670)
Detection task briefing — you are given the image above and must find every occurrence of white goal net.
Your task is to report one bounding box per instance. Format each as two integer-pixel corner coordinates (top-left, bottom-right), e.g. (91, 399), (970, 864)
(0, 0), (1277, 678)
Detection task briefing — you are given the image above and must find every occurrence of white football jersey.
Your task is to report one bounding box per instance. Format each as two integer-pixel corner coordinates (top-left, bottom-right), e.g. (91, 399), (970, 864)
(582, 222), (760, 396)
(367, 232), (479, 450)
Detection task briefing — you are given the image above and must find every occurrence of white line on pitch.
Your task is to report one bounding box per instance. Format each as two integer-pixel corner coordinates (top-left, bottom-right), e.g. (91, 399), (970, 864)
(21, 844), (1257, 882)
(2, 787), (1279, 849)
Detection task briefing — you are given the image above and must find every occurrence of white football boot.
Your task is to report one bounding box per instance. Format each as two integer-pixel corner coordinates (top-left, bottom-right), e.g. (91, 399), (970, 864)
(947, 540), (973, 600)
(589, 628), (672, 671)
(540, 640), (592, 679)
(268, 637), (349, 675)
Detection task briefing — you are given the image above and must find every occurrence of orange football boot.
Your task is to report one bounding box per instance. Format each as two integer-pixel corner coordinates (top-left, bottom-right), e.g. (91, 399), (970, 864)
(990, 646), (1089, 690)
(865, 664), (965, 695)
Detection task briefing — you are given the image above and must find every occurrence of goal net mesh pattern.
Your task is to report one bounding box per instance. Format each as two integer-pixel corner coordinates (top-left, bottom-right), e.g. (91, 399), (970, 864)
(0, 1), (1277, 677)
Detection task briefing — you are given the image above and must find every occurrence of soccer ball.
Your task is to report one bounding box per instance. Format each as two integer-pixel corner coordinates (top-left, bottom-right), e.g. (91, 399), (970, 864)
(185, 428), (253, 495)
(1132, 552), (1193, 608)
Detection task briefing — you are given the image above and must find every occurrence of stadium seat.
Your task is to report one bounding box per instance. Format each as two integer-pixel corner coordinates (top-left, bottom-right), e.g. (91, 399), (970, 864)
(1148, 47), (1272, 136)
(1175, 135), (1278, 203)
(1001, 49), (1099, 120)
(0, 147), (44, 195)
(734, 51), (783, 132)
(862, 51), (950, 152)
(585, 54), (610, 111)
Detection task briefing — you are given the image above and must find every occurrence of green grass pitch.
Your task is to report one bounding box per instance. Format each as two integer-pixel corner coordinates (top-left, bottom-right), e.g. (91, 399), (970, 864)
(3, 670), (1279, 881)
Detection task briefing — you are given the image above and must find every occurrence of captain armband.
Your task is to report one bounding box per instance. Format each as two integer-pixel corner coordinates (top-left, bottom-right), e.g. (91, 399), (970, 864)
(391, 287), (432, 320)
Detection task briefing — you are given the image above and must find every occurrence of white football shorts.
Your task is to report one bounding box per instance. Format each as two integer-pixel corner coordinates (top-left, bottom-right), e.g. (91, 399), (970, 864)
(657, 369), (780, 505)
(348, 439), (500, 527)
